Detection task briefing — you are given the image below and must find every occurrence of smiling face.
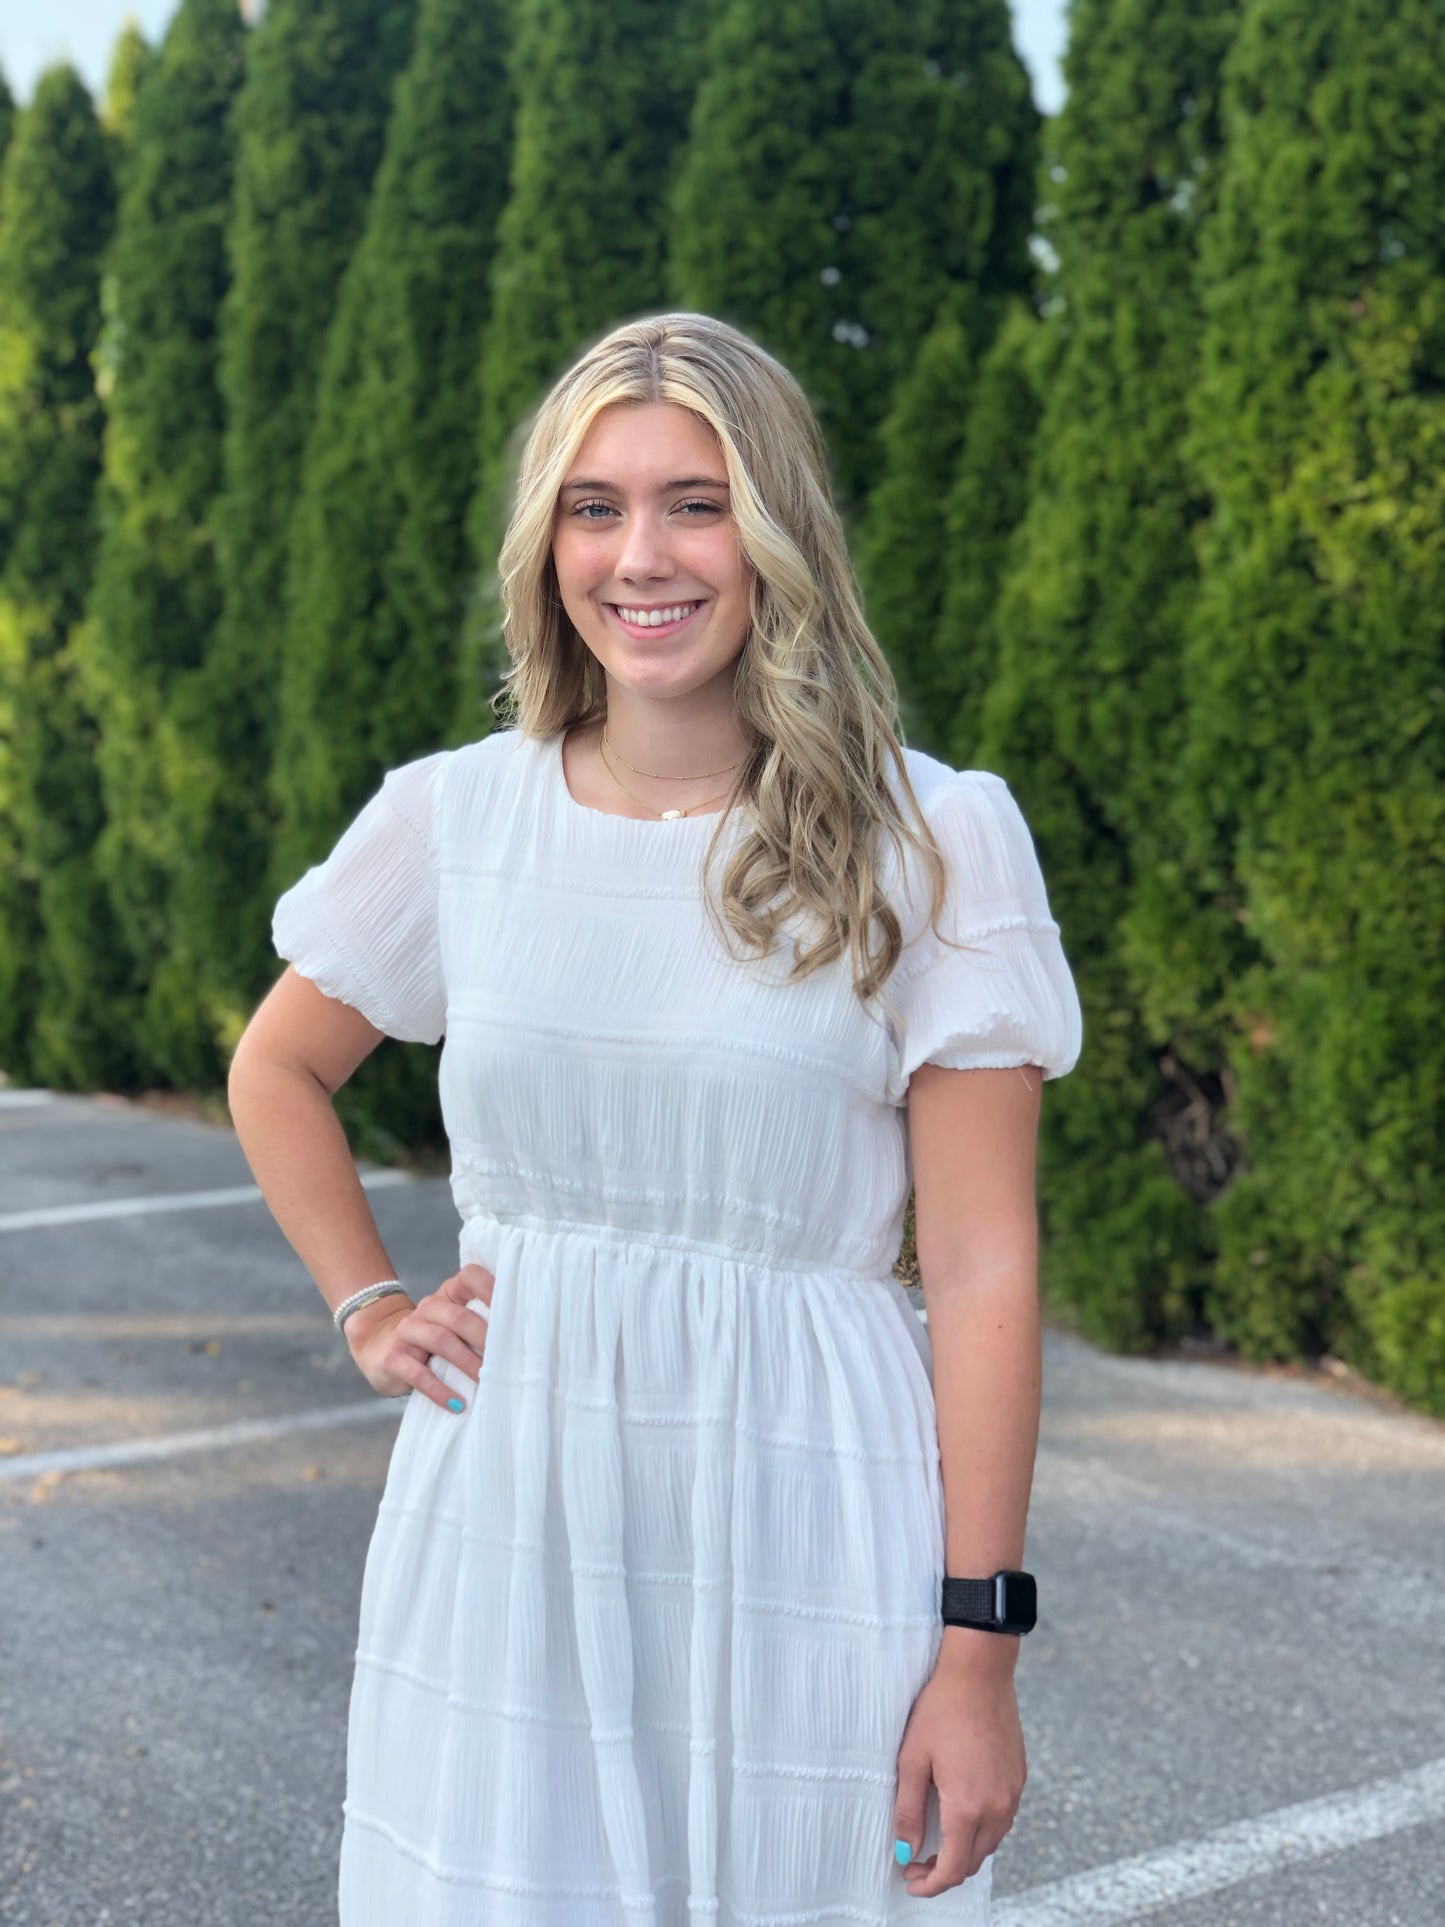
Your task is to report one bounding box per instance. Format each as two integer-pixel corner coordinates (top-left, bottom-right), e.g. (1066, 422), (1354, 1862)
(551, 401), (753, 702)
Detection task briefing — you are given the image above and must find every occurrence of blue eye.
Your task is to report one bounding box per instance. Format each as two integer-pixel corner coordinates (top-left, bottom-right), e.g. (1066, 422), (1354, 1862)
(570, 499), (722, 520)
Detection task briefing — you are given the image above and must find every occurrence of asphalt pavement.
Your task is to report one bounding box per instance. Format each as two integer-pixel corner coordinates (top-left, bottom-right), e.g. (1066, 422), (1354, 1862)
(1, 1087), (1441, 1926)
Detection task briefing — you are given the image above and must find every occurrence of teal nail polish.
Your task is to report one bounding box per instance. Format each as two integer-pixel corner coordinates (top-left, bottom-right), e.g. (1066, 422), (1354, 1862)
(447, 1396), (464, 1413)
(894, 1840), (913, 1867)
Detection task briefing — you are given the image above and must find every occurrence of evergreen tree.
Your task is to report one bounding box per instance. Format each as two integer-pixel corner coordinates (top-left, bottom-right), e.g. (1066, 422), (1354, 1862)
(972, 0), (1241, 1352)
(279, 0), (513, 883)
(273, 0), (513, 1153)
(168, 0), (418, 1056)
(936, 300), (1046, 761)
(668, 0), (1038, 527)
(853, 309), (980, 752)
(92, 21), (156, 435)
(0, 70), (14, 165)
(100, 17), (156, 169)
(857, 297), (1044, 760)
(76, 0), (246, 1088)
(1168, 0), (1445, 1410)
(0, 69), (121, 1084)
(456, 0), (722, 741)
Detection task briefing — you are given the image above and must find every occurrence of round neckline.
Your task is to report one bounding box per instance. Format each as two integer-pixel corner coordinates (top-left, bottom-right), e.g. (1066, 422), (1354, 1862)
(549, 726), (739, 830)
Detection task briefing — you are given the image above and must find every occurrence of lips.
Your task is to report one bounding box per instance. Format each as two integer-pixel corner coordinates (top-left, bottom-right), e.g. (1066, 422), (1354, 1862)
(604, 600), (708, 638)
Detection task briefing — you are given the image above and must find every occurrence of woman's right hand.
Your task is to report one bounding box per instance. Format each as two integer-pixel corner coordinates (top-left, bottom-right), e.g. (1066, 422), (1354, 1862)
(345, 1262), (496, 1409)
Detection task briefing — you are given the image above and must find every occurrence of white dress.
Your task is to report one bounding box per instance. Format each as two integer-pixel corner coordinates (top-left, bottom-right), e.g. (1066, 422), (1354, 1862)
(272, 726), (1083, 1927)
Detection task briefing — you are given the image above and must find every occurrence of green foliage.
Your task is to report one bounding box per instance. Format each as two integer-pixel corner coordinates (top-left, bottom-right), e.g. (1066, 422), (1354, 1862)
(0, 0), (1438, 1421)
(854, 309), (979, 754)
(867, 292), (1048, 759)
(668, 0), (1039, 526)
(168, 0), (419, 1059)
(965, 0), (1240, 1349)
(77, 0), (247, 1089)
(100, 18), (158, 172)
(457, 0), (722, 740)
(0, 68), (124, 1085)
(859, 295), (1044, 763)
(275, 0), (516, 1147)
(0, 70), (14, 166)
(1173, 0), (1445, 1409)
(279, 0), (513, 870)
(937, 302), (1047, 764)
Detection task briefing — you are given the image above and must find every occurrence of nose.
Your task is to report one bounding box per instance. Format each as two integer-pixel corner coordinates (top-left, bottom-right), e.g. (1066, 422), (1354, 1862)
(613, 509), (676, 584)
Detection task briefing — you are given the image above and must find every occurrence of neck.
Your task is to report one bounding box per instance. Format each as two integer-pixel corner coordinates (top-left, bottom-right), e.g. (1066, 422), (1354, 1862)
(597, 699), (751, 784)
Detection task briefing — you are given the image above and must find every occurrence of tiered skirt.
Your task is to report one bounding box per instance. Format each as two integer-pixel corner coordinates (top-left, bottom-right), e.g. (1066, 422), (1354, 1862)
(337, 1215), (994, 1927)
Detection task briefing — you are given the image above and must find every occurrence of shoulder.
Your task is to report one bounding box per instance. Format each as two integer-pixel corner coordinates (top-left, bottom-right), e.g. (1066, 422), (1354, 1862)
(892, 744), (1031, 871)
(447, 726), (536, 798)
(898, 744), (1014, 819)
(889, 746), (1054, 933)
(383, 728), (533, 846)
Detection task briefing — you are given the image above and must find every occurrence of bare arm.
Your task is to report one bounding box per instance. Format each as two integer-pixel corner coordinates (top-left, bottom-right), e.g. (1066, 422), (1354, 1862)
(227, 966), (492, 1400)
(227, 967), (407, 1349)
(890, 1059), (1043, 1898)
(907, 1057), (1043, 1679)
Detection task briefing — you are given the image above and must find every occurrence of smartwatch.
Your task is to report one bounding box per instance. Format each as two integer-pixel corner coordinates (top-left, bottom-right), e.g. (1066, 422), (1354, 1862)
(941, 1569), (1037, 1636)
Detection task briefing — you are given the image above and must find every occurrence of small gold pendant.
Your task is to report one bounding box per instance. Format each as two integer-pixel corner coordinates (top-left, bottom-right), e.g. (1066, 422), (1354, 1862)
(660, 808), (684, 820)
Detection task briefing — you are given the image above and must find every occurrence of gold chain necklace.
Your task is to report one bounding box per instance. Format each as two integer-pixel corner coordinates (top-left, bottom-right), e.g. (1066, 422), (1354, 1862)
(598, 729), (742, 820)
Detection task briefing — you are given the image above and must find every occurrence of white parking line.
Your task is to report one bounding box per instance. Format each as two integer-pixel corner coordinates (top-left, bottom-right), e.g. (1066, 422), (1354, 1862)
(0, 1166), (413, 1233)
(0, 1398), (405, 1483)
(993, 1752), (1445, 1924)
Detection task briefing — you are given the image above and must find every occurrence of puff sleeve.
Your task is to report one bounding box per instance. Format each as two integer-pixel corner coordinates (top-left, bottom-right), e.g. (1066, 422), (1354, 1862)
(271, 749), (451, 1044)
(884, 769), (1083, 1103)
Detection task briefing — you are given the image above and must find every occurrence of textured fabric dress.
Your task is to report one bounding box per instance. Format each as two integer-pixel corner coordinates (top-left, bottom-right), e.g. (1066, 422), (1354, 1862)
(271, 725), (1083, 1927)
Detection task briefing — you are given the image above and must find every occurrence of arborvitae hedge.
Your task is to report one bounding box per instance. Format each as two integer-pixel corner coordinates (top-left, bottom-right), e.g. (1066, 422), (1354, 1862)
(960, 0), (1239, 1355)
(1165, 0), (1445, 1411)
(1, 0), (1438, 1418)
(100, 19), (156, 170)
(936, 299), (1046, 764)
(77, 0), (246, 1090)
(854, 309), (980, 753)
(0, 69), (123, 1086)
(668, 0), (1038, 525)
(859, 296), (1044, 763)
(456, 0), (720, 741)
(274, 0), (515, 1159)
(278, 0), (513, 878)
(169, 0), (418, 1055)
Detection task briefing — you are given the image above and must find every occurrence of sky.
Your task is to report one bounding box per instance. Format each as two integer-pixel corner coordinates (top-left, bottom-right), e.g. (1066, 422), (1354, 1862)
(2, 0), (1070, 116)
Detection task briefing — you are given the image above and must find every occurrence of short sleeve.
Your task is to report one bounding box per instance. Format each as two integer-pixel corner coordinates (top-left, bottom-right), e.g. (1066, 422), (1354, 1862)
(884, 769), (1083, 1103)
(271, 749), (451, 1044)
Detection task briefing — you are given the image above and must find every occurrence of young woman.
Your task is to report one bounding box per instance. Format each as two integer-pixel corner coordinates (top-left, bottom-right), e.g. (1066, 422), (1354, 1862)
(229, 311), (1083, 1927)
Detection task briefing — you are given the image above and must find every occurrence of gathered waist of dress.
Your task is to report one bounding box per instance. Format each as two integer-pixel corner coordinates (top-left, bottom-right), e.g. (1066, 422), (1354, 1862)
(455, 1206), (901, 1287)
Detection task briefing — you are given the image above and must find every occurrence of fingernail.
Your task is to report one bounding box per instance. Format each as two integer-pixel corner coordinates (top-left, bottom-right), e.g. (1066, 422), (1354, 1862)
(447, 1396), (464, 1413)
(894, 1839), (913, 1867)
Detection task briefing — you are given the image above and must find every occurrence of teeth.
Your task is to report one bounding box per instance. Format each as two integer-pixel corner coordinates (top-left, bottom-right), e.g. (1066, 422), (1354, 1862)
(614, 602), (700, 627)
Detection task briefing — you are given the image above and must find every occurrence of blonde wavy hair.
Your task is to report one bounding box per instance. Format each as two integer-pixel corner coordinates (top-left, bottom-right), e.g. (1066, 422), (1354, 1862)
(487, 311), (957, 1026)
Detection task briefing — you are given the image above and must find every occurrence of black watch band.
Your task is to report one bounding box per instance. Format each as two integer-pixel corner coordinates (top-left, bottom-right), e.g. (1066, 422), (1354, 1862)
(941, 1569), (1037, 1636)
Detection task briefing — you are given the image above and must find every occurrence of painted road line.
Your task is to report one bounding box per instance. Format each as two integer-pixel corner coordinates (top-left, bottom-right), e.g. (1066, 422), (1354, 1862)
(0, 1167), (413, 1234)
(0, 1398), (407, 1484)
(993, 1753), (1445, 1925)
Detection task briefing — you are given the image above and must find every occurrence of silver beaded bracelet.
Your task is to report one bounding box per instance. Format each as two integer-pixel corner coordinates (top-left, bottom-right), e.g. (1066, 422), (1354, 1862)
(333, 1279), (413, 1334)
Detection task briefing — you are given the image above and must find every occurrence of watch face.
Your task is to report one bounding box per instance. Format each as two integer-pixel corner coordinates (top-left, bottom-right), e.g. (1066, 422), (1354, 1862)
(1001, 1570), (1037, 1629)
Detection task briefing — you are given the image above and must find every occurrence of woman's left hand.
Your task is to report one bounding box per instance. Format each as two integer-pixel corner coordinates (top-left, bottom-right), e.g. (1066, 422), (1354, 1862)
(891, 1636), (1027, 1897)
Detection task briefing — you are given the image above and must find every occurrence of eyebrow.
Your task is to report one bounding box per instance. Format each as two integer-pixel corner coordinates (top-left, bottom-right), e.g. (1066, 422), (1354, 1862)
(559, 476), (731, 493)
